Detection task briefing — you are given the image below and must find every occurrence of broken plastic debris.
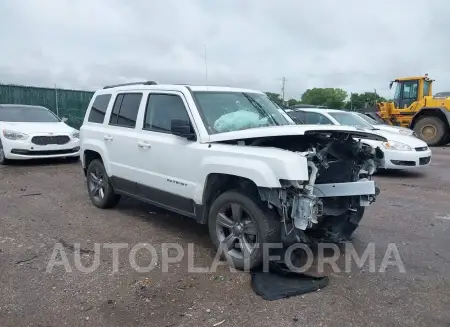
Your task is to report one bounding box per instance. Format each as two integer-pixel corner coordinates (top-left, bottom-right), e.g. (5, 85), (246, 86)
(250, 248), (329, 301)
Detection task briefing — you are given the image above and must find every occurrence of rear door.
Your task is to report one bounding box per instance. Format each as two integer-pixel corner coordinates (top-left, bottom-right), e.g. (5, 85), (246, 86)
(133, 91), (202, 216)
(104, 92), (144, 193)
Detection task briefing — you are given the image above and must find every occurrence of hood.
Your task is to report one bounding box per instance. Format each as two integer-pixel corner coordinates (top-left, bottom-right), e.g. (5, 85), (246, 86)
(374, 129), (427, 147)
(0, 122), (75, 134)
(375, 124), (414, 135)
(207, 124), (388, 143)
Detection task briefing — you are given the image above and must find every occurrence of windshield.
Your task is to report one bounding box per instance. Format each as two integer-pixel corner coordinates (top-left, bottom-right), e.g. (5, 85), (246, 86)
(193, 92), (293, 134)
(0, 106), (61, 123)
(393, 82), (401, 101)
(328, 112), (376, 130)
(356, 113), (380, 125)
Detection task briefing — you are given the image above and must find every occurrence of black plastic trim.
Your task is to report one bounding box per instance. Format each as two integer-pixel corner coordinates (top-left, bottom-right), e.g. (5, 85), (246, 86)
(103, 81), (157, 89)
(110, 176), (205, 223)
(11, 148), (80, 156)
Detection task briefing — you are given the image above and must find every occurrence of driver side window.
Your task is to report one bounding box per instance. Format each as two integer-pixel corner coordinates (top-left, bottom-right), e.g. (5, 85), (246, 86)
(143, 93), (191, 132)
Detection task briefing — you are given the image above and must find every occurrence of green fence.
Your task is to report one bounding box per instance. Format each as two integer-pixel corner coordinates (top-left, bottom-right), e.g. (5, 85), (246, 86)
(0, 84), (94, 129)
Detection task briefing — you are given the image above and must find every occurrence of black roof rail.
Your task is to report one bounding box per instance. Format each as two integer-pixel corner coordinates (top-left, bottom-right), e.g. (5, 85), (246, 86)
(103, 81), (157, 89)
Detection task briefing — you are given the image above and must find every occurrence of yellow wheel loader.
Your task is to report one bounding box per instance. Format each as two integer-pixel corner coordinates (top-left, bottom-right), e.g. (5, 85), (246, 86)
(364, 75), (450, 146)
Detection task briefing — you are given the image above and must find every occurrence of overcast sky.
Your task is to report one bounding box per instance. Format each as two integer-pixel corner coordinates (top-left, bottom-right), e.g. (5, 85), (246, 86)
(1, 0), (449, 99)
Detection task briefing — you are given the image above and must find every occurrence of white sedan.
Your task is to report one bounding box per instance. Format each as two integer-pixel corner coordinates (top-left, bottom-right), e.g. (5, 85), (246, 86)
(354, 112), (417, 137)
(285, 108), (432, 170)
(0, 104), (80, 165)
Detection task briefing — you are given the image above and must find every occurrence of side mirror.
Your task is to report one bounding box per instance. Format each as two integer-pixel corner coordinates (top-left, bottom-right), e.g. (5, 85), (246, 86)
(170, 119), (196, 141)
(61, 117), (68, 123)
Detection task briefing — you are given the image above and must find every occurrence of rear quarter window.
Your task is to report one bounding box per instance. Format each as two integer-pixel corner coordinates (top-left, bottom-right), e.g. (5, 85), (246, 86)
(88, 94), (112, 124)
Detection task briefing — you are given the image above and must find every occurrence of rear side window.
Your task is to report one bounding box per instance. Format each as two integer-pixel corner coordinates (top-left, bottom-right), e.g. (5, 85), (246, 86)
(88, 94), (112, 123)
(144, 94), (190, 132)
(109, 93), (142, 128)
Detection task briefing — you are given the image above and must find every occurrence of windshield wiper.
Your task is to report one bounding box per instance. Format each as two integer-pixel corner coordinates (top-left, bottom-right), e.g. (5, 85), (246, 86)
(242, 93), (278, 125)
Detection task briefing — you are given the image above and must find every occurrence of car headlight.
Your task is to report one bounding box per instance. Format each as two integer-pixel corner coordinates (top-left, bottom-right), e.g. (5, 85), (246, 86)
(71, 130), (80, 139)
(382, 140), (412, 151)
(2, 130), (29, 140)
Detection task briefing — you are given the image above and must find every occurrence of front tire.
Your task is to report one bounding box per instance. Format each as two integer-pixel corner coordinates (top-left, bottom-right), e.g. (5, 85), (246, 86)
(413, 116), (448, 146)
(208, 190), (280, 270)
(0, 140), (8, 165)
(86, 159), (120, 208)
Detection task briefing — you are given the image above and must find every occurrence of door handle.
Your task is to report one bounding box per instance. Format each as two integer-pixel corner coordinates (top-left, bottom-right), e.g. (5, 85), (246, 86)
(104, 135), (113, 141)
(137, 141), (151, 149)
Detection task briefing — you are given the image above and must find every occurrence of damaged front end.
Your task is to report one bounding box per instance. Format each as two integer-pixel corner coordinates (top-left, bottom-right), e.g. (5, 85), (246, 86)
(257, 131), (384, 244)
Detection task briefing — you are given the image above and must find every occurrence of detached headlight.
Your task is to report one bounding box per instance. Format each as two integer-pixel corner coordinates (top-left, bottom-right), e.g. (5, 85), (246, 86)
(2, 130), (28, 140)
(71, 130), (80, 139)
(382, 140), (412, 151)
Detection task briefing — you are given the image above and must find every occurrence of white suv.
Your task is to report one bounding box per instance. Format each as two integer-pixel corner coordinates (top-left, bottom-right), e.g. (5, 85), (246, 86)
(80, 81), (386, 269)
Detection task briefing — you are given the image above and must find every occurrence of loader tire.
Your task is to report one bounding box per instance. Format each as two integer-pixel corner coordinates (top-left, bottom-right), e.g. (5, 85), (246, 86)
(443, 133), (450, 145)
(413, 116), (447, 146)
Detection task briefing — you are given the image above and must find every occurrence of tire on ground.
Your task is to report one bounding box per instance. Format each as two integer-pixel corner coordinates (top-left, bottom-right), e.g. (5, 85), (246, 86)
(0, 140), (8, 165)
(413, 116), (448, 146)
(86, 159), (120, 209)
(208, 189), (280, 271)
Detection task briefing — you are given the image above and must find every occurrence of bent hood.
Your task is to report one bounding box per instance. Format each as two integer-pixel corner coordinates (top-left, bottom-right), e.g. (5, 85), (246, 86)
(207, 124), (388, 143)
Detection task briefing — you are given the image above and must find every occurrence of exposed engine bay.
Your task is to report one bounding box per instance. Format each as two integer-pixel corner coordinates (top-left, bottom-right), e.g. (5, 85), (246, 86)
(227, 131), (384, 243)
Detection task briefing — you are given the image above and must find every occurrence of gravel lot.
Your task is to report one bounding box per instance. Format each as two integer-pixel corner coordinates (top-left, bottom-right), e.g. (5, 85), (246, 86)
(1, 148), (449, 327)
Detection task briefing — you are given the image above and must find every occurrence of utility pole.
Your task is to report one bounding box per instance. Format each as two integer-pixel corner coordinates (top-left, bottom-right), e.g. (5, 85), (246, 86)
(281, 77), (286, 106)
(350, 92), (353, 111)
(55, 84), (59, 117)
(204, 44), (208, 85)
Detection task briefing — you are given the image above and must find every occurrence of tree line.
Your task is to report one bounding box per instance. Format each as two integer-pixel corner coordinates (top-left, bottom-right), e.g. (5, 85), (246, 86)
(266, 88), (389, 110)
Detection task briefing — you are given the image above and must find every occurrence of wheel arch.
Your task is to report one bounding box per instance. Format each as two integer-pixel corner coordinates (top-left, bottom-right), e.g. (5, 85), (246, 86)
(196, 173), (262, 225)
(83, 149), (105, 176)
(410, 107), (450, 130)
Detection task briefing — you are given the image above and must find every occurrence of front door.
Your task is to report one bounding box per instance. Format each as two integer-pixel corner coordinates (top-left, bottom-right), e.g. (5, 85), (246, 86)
(134, 91), (202, 216)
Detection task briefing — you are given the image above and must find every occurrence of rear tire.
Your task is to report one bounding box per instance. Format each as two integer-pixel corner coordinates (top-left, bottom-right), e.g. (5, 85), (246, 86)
(208, 190), (280, 271)
(86, 159), (120, 208)
(413, 116), (447, 146)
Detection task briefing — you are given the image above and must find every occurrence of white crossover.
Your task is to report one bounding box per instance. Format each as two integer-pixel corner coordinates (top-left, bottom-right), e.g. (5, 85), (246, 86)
(286, 108), (432, 170)
(80, 81), (387, 270)
(0, 104), (80, 164)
